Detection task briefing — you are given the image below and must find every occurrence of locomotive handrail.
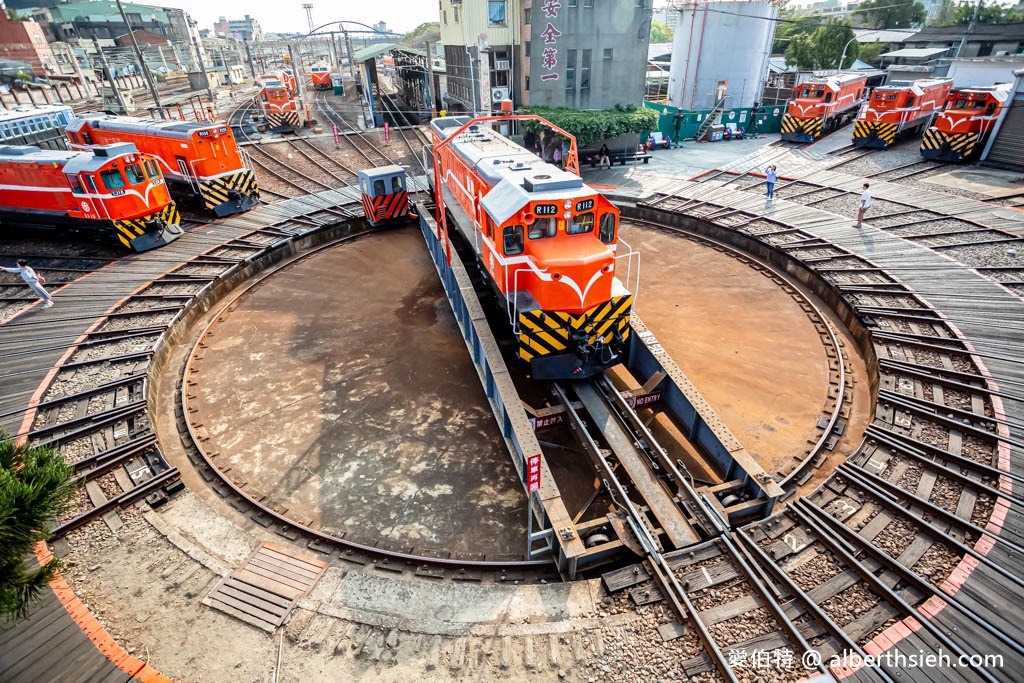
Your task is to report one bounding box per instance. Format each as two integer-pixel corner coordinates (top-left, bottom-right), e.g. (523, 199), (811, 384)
(431, 106), (580, 265)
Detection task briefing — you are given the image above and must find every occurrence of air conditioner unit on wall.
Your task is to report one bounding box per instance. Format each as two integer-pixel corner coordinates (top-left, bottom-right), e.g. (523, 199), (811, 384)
(492, 87), (510, 101)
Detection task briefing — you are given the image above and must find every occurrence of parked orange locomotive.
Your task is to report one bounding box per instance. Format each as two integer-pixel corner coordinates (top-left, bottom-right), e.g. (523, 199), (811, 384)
(310, 62), (331, 90)
(852, 78), (953, 148)
(921, 83), (1012, 162)
(66, 114), (258, 217)
(0, 142), (181, 251)
(258, 73), (301, 133)
(781, 73), (867, 142)
(431, 105), (637, 380)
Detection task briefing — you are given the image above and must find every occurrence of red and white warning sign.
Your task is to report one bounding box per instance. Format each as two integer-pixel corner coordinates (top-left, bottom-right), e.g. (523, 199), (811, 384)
(527, 454), (542, 493)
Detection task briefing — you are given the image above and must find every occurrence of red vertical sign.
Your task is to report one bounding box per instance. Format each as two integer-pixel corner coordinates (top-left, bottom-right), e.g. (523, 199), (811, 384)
(332, 123), (339, 146)
(527, 454), (542, 493)
(384, 122), (391, 143)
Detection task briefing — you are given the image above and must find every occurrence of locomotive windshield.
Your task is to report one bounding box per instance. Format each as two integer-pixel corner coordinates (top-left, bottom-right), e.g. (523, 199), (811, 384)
(125, 164), (145, 184)
(100, 169), (125, 190)
(569, 213), (594, 234)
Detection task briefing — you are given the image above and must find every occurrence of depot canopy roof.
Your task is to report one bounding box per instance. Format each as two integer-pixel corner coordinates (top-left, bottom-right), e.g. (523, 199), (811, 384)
(352, 43), (425, 64)
(880, 47), (949, 60)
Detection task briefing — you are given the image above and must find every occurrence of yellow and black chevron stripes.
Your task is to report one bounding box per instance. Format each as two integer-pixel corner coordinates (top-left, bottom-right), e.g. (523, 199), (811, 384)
(920, 128), (980, 161)
(852, 120), (899, 147)
(780, 114), (824, 141)
(517, 294), (633, 362)
(112, 203), (180, 249)
(200, 170), (258, 211)
(266, 111), (300, 129)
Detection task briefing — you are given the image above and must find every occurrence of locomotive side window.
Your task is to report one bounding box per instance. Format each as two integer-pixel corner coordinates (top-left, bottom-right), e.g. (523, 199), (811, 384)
(125, 164), (145, 184)
(824, 92), (832, 103)
(83, 175), (98, 193)
(100, 169), (125, 190)
(568, 212), (594, 234)
(82, 131), (93, 144)
(528, 218), (556, 239)
(906, 96), (915, 107)
(67, 175), (84, 194)
(373, 179), (386, 195)
(391, 176), (404, 191)
(987, 103), (996, 115)
(144, 159), (159, 178)
(503, 225), (524, 255)
(599, 214), (616, 243)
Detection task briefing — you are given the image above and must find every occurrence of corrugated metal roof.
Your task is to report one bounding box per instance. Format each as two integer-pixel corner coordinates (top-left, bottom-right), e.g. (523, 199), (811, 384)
(881, 47), (949, 59)
(853, 29), (917, 43)
(352, 43), (425, 64)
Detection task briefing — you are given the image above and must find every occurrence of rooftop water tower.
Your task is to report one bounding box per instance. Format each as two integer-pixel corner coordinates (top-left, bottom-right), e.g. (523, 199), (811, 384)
(668, 0), (779, 111)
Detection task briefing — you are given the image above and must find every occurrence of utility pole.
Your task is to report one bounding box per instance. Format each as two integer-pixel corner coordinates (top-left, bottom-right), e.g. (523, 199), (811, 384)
(423, 40), (433, 119)
(190, 28), (214, 101)
(342, 25), (358, 81)
(288, 43), (311, 127)
(92, 38), (128, 114)
(954, 0), (981, 59)
(113, 0), (164, 117)
(245, 40), (257, 80)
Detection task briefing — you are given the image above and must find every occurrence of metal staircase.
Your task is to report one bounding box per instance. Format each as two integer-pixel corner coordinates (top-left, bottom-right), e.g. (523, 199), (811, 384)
(693, 96), (728, 141)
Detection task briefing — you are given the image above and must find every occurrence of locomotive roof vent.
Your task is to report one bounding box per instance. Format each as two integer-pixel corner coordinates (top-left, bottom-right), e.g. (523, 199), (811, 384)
(92, 142), (138, 158)
(523, 170), (583, 193)
(0, 144), (40, 156)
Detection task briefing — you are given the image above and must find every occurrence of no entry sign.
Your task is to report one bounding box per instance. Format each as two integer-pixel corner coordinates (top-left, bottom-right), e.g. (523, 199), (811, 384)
(527, 454), (542, 493)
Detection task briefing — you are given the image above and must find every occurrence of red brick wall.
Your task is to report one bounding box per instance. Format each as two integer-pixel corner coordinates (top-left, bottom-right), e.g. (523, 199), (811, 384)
(0, 13), (54, 73)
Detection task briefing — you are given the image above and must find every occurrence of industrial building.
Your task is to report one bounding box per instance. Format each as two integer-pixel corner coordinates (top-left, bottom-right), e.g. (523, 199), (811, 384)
(438, 0), (652, 115)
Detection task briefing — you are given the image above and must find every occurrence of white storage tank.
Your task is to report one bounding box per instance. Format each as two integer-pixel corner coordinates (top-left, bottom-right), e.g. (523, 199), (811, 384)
(668, 0), (778, 111)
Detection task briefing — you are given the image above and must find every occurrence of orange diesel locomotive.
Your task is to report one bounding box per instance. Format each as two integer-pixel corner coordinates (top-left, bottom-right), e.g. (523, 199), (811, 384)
(781, 73), (867, 142)
(921, 83), (1012, 162)
(0, 142), (181, 251)
(310, 62), (331, 90)
(852, 78), (953, 148)
(431, 107), (636, 380)
(66, 114), (258, 217)
(258, 73), (301, 133)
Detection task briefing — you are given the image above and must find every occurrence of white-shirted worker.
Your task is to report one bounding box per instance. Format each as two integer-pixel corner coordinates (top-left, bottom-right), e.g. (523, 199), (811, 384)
(1, 259), (54, 307)
(856, 183), (871, 228)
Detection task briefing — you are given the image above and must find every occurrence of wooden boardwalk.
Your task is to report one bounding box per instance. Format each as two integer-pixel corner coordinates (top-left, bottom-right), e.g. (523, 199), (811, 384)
(0, 184), (380, 682)
(642, 177), (1024, 671)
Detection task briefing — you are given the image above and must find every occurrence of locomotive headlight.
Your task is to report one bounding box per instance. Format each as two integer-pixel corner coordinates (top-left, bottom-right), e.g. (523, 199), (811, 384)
(564, 211), (572, 219)
(563, 200), (571, 209)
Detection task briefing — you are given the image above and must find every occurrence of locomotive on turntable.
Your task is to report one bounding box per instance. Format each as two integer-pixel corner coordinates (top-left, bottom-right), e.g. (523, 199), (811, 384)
(66, 113), (259, 217)
(921, 83), (1012, 162)
(781, 73), (867, 142)
(0, 142), (181, 251)
(852, 78), (953, 148)
(431, 104), (636, 380)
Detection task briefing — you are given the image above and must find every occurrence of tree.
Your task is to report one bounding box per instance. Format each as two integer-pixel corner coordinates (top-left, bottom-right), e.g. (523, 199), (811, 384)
(932, 0), (957, 25)
(401, 22), (440, 49)
(854, 0), (926, 28)
(954, 0), (1024, 23)
(772, 12), (826, 54)
(518, 105), (659, 147)
(650, 19), (674, 43)
(785, 21), (860, 70)
(858, 41), (889, 66)
(0, 435), (77, 622)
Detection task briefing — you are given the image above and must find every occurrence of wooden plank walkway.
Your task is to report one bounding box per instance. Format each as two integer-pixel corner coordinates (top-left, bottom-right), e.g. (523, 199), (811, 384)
(0, 180), (392, 682)
(0, 186), (381, 437)
(644, 178), (1024, 666)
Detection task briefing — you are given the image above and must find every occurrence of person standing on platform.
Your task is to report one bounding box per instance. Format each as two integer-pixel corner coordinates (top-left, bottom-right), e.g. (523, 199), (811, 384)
(1, 259), (54, 307)
(765, 165), (777, 199)
(856, 183), (871, 227)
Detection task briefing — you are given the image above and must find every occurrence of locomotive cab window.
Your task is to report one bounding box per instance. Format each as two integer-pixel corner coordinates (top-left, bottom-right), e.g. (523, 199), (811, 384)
(144, 159), (159, 178)
(906, 96), (915, 107)
(986, 103), (996, 115)
(83, 175), (98, 193)
(391, 175), (404, 192)
(973, 100), (987, 109)
(824, 92), (832, 103)
(815, 90), (824, 99)
(568, 212), (594, 234)
(67, 175), (84, 194)
(801, 89), (811, 98)
(82, 131), (93, 144)
(100, 169), (125, 190)
(373, 179), (386, 195)
(529, 218), (556, 239)
(503, 225), (524, 255)
(125, 164), (145, 184)
(599, 214), (616, 243)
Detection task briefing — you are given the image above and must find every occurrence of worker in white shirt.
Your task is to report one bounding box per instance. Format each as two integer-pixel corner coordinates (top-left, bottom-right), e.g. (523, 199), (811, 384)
(1, 259), (54, 307)
(856, 183), (871, 228)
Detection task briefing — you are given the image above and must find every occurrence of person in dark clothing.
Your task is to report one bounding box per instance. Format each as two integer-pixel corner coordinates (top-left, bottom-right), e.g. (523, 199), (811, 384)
(598, 144), (611, 168)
